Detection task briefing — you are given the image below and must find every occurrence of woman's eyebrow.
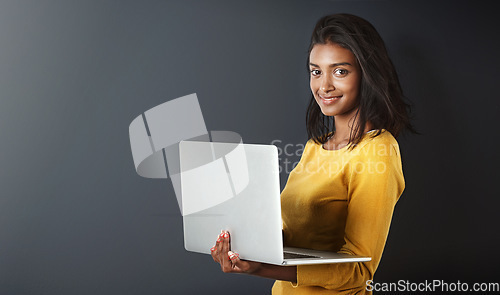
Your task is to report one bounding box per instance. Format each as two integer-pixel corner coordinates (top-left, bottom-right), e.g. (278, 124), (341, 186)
(309, 62), (352, 68)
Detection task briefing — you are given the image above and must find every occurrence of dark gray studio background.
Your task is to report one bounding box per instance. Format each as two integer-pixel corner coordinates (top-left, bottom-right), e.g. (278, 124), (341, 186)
(1, 0), (498, 294)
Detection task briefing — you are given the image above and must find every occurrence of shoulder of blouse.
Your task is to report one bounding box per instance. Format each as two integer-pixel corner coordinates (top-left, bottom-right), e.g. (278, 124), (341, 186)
(349, 130), (400, 156)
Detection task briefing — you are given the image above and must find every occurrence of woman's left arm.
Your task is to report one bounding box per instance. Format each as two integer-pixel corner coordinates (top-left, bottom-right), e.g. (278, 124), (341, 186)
(211, 231), (297, 282)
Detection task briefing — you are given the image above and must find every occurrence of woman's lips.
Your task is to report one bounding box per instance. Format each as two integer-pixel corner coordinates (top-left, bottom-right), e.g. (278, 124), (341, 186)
(320, 95), (342, 105)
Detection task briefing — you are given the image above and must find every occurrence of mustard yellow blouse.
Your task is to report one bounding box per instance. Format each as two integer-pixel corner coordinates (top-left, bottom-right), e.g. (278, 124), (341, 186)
(272, 130), (405, 295)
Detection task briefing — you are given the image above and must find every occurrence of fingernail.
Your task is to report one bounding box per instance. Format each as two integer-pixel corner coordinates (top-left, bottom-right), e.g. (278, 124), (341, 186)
(223, 232), (229, 239)
(210, 246), (216, 252)
(228, 251), (239, 260)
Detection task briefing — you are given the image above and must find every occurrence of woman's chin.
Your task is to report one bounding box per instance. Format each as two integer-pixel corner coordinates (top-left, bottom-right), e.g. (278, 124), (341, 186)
(319, 108), (337, 117)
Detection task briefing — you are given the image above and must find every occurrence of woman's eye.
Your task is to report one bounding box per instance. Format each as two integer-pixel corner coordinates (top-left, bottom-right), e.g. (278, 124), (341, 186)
(334, 68), (348, 77)
(310, 69), (321, 76)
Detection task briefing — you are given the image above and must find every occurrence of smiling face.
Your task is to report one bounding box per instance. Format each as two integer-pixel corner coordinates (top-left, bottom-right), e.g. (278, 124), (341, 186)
(309, 42), (361, 119)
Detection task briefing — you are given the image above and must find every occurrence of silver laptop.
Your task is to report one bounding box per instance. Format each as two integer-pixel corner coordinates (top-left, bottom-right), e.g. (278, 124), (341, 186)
(179, 140), (371, 265)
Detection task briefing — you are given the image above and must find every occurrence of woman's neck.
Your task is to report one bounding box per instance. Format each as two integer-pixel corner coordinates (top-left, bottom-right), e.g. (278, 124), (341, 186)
(332, 111), (373, 142)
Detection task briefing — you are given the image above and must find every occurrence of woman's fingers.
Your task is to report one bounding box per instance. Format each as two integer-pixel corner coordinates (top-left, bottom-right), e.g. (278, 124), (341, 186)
(227, 251), (260, 274)
(229, 250), (251, 273)
(210, 243), (218, 262)
(209, 230), (262, 274)
(220, 231), (233, 273)
(210, 230), (229, 265)
(210, 231), (224, 262)
(235, 255), (264, 274)
(228, 250), (242, 272)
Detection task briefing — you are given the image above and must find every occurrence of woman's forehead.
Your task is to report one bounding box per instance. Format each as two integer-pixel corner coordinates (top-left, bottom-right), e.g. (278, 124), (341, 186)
(309, 43), (357, 66)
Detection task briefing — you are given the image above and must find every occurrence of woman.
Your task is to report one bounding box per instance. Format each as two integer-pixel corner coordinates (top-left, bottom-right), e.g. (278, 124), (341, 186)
(211, 13), (415, 294)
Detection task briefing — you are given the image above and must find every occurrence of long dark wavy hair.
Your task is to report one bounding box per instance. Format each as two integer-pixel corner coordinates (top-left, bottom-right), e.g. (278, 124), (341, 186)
(306, 13), (417, 149)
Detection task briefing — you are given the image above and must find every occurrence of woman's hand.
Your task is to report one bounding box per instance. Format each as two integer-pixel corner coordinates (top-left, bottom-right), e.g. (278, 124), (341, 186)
(210, 230), (297, 282)
(210, 230), (262, 274)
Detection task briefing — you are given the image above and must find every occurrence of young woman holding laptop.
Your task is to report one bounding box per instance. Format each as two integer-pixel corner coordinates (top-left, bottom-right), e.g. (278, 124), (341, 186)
(211, 13), (415, 294)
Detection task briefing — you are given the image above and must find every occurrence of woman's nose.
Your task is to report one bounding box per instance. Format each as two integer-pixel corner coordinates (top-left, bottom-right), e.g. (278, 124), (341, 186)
(320, 76), (335, 92)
